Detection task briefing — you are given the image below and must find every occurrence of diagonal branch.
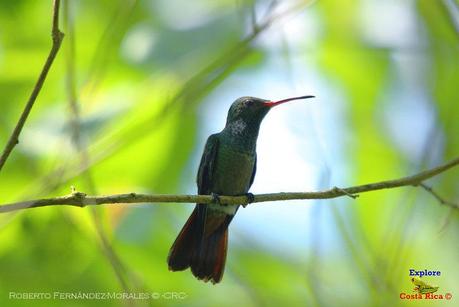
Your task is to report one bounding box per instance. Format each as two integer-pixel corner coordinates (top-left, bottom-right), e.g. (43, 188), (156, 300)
(419, 183), (458, 209)
(0, 0), (64, 172)
(0, 156), (458, 214)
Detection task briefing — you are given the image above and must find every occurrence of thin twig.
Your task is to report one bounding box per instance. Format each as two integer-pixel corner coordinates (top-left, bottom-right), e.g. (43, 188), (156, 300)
(1, 156), (458, 213)
(419, 183), (458, 209)
(0, 0), (64, 172)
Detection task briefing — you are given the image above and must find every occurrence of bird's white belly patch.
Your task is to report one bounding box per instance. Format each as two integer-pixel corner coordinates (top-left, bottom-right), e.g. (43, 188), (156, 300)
(208, 203), (238, 215)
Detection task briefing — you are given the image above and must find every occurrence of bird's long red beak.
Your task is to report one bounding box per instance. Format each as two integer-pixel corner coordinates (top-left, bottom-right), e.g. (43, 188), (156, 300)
(264, 95), (315, 107)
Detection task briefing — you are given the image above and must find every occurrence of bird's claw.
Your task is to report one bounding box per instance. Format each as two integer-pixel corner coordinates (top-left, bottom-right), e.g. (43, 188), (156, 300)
(242, 193), (255, 208)
(211, 193), (223, 205)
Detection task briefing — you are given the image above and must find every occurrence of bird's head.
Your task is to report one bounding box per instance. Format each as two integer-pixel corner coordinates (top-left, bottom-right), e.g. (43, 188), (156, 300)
(225, 95), (315, 129)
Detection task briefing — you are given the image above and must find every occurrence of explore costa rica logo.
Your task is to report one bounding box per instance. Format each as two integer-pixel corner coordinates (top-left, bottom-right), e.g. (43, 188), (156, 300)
(399, 269), (452, 300)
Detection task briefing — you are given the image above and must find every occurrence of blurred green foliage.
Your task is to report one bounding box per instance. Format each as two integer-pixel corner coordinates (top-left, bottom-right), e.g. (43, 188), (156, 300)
(0, 0), (458, 306)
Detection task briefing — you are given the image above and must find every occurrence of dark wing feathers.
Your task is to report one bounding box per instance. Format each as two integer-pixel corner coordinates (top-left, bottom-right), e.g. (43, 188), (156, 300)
(195, 134), (220, 230)
(197, 133), (220, 195)
(249, 154), (257, 188)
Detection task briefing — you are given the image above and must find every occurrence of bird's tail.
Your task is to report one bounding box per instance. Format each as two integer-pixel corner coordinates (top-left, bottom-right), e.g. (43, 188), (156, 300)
(167, 206), (229, 284)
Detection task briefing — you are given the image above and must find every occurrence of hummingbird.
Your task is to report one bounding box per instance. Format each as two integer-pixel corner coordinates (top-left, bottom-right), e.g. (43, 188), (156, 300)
(167, 95), (314, 284)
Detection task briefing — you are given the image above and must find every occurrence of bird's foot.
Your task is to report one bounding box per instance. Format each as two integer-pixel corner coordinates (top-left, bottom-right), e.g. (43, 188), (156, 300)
(332, 186), (359, 199)
(211, 192), (223, 205)
(242, 193), (255, 208)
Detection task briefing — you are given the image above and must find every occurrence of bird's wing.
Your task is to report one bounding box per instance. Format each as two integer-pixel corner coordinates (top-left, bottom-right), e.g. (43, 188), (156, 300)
(195, 133), (220, 237)
(197, 133), (219, 195)
(249, 153), (257, 188)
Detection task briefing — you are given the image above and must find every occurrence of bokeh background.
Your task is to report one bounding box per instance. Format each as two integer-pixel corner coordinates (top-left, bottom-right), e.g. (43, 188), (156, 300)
(0, 0), (458, 306)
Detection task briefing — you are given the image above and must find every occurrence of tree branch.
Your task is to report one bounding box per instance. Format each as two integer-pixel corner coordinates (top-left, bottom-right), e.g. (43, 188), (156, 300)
(1, 156), (458, 214)
(419, 183), (459, 209)
(0, 0), (64, 172)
